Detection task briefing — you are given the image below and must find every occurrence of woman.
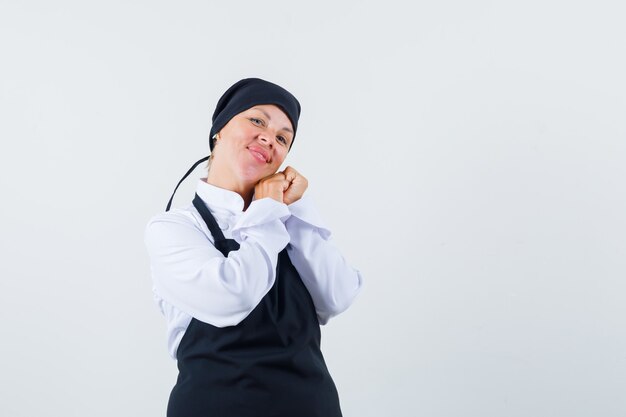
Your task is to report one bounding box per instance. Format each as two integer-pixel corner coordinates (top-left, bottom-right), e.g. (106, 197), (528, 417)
(144, 78), (364, 417)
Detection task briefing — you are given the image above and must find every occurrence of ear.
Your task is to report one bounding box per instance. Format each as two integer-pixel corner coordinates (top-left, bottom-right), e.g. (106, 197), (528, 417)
(210, 133), (220, 150)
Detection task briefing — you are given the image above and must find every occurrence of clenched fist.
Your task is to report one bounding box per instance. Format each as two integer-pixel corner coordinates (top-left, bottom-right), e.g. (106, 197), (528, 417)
(254, 166), (308, 205)
(255, 172), (290, 203)
(281, 166), (308, 205)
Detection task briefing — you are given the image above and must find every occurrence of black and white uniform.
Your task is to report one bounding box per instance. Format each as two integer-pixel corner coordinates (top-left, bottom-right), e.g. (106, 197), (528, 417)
(144, 178), (364, 416)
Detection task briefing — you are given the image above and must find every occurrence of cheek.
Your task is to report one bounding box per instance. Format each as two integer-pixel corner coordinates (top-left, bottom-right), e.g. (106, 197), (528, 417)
(274, 149), (288, 165)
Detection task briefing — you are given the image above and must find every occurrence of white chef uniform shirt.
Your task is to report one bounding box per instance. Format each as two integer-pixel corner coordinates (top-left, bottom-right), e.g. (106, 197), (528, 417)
(144, 177), (364, 360)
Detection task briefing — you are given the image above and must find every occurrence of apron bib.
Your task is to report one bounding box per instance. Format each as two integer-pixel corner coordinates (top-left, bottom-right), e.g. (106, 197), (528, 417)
(166, 193), (343, 417)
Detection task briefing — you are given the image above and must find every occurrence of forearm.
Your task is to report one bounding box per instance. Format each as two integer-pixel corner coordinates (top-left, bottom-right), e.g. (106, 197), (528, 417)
(145, 198), (291, 327)
(285, 196), (364, 324)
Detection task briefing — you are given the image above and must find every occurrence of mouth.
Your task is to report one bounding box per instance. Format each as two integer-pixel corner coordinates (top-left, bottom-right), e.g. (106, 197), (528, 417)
(247, 145), (270, 163)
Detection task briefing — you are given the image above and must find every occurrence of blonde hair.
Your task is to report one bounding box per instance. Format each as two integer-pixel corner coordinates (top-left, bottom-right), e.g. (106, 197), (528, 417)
(206, 132), (218, 174)
(206, 154), (213, 174)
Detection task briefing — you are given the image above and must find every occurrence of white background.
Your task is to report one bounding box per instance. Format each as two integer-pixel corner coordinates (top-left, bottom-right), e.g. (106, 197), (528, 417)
(1, 1), (625, 416)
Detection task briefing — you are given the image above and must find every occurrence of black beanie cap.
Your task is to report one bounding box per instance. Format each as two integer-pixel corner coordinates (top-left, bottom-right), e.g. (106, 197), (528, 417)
(209, 77), (301, 152)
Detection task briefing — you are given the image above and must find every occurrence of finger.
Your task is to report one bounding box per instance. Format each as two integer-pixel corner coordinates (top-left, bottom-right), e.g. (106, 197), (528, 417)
(287, 166), (299, 174)
(268, 172), (285, 182)
(282, 168), (296, 183)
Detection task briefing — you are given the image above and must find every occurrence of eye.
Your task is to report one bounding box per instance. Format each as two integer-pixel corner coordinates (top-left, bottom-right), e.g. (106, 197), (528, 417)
(277, 136), (287, 144)
(249, 117), (264, 126)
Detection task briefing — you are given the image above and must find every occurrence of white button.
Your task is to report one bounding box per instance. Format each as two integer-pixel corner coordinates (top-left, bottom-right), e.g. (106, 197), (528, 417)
(218, 221), (229, 230)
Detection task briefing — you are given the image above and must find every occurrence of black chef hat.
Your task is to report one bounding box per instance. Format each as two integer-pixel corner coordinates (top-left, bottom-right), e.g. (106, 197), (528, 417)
(165, 78), (301, 212)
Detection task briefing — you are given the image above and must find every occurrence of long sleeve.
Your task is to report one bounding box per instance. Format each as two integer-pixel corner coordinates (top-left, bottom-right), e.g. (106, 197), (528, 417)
(285, 194), (364, 325)
(144, 197), (291, 328)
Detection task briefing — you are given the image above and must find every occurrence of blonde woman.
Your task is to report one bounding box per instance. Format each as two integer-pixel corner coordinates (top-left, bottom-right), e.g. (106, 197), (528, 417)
(144, 78), (364, 417)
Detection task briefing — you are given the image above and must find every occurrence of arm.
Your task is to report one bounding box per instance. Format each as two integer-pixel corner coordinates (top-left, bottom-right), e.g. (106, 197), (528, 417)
(144, 197), (291, 328)
(285, 194), (364, 325)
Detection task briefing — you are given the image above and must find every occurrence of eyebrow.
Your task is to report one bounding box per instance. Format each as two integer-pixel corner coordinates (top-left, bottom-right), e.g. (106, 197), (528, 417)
(252, 107), (294, 135)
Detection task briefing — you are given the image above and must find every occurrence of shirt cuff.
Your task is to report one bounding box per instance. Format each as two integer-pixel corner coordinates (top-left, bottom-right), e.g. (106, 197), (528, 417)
(286, 194), (332, 240)
(231, 197), (291, 243)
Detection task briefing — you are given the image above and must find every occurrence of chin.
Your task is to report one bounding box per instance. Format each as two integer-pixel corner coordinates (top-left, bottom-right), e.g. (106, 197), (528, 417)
(238, 164), (272, 183)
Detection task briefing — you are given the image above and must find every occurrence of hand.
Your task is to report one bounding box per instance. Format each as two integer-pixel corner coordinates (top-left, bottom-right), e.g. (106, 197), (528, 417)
(255, 172), (290, 203)
(281, 166), (308, 205)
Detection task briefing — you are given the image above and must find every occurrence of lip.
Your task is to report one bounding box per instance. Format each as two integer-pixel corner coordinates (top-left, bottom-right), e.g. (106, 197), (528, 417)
(247, 145), (270, 163)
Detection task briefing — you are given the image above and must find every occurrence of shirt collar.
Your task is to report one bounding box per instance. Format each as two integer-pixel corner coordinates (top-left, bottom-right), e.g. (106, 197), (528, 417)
(196, 177), (249, 213)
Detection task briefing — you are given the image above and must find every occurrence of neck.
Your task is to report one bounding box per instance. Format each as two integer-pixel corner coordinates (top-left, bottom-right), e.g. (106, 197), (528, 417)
(205, 166), (255, 211)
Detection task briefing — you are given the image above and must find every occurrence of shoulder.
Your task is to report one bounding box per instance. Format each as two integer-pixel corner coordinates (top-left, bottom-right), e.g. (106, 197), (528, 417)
(146, 204), (198, 229)
(144, 204), (207, 246)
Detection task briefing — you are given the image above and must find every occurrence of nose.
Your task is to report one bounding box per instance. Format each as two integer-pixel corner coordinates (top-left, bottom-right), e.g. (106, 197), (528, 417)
(258, 131), (274, 148)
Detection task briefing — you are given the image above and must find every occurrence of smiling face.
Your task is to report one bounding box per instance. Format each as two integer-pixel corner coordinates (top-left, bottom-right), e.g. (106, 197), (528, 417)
(210, 104), (295, 186)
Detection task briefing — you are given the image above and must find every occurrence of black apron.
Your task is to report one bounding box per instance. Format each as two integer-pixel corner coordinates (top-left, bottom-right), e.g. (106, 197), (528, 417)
(166, 193), (343, 417)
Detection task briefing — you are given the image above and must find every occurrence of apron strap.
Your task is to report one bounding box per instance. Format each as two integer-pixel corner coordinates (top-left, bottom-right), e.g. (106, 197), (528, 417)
(193, 193), (241, 256)
(192, 193), (224, 241)
(166, 156), (209, 212)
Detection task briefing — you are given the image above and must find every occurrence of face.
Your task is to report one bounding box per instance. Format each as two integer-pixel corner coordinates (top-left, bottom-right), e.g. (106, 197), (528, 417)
(212, 104), (294, 184)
